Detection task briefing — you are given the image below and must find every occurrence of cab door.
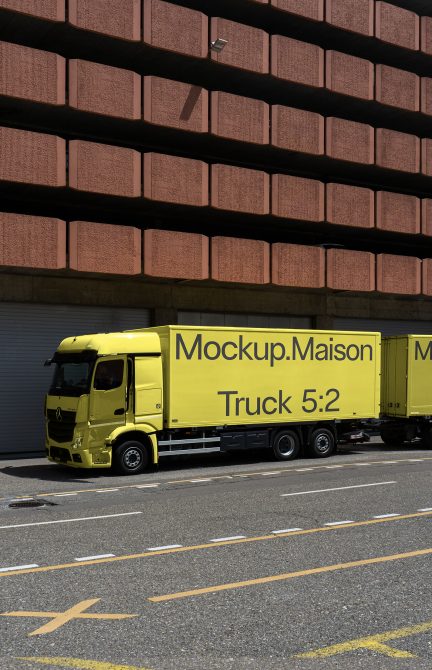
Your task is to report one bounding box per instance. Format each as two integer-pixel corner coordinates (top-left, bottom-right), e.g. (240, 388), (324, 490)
(89, 356), (127, 432)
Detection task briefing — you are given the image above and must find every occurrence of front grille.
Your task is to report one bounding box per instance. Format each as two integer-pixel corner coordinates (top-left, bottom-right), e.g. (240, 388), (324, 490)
(50, 446), (71, 463)
(47, 409), (76, 443)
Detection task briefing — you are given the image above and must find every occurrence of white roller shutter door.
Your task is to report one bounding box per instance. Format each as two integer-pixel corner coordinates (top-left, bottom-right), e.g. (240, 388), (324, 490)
(0, 303), (150, 456)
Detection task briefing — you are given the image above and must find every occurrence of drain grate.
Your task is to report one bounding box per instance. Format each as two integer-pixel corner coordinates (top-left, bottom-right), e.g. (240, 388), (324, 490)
(8, 499), (56, 509)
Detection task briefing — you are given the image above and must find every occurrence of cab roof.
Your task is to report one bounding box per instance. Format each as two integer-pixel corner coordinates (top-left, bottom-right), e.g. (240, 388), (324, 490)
(57, 330), (161, 356)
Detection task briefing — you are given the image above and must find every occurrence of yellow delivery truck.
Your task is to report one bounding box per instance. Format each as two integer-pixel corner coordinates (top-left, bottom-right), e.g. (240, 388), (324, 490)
(44, 326), (380, 474)
(380, 335), (432, 446)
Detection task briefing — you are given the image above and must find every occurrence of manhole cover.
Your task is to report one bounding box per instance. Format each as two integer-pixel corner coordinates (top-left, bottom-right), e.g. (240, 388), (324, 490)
(8, 499), (56, 508)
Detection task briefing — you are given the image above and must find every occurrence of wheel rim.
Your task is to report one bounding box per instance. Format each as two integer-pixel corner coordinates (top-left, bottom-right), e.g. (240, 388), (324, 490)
(123, 447), (142, 470)
(315, 434), (330, 453)
(278, 435), (295, 456)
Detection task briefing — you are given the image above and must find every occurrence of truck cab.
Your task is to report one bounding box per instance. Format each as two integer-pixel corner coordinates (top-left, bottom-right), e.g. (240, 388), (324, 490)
(45, 331), (163, 473)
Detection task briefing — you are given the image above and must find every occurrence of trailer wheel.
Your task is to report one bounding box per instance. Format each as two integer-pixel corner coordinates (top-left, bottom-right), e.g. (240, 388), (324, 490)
(379, 427), (405, 447)
(308, 428), (335, 458)
(112, 440), (149, 475)
(272, 430), (300, 461)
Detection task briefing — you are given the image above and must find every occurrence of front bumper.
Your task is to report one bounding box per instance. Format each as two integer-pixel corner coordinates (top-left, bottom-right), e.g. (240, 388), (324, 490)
(47, 444), (112, 468)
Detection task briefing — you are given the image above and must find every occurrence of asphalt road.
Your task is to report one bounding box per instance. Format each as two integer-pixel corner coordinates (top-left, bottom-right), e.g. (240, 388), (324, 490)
(0, 443), (431, 670)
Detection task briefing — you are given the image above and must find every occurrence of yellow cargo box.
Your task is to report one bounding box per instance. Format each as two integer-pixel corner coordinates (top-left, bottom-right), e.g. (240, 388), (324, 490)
(155, 326), (381, 428)
(382, 335), (432, 417)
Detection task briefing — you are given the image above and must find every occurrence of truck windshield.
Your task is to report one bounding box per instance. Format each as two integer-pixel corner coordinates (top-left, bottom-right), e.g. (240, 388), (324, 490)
(49, 357), (94, 397)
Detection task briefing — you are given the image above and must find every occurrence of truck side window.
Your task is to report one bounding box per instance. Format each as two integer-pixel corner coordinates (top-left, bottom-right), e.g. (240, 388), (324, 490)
(94, 360), (124, 391)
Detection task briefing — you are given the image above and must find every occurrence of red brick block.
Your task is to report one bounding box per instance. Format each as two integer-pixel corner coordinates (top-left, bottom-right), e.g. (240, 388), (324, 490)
(0, 0), (64, 20)
(422, 258), (432, 295)
(271, 35), (324, 87)
(211, 18), (269, 74)
(0, 126), (65, 186)
(0, 212), (65, 269)
(376, 65), (420, 112)
(375, 2), (419, 51)
(271, 0), (323, 21)
(327, 249), (375, 292)
(377, 254), (421, 294)
(143, 153), (208, 206)
(272, 174), (324, 221)
(70, 221), (141, 274)
(422, 139), (432, 176)
(211, 236), (270, 284)
(421, 17), (432, 56)
(271, 105), (324, 155)
(326, 0), (373, 36)
(422, 199), (432, 236)
(376, 191), (420, 234)
(421, 78), (432, 116)
(326, 183), (374, 228)
(326, 118), (374, 164)
(0, 42), (65, 105)
(69, 0), (140, 40)
(211, 92), (269, 144)
(143, 0), (207, 58)
(144, 77), (208, 133)
(69, 140), (141, 197)
(144, 229), (208, 279)
(376, 128), (420, 173)
(211, 165), (269, 215)
(272, 243), (325, 287)
(326, 51), (373, 100)
(69, 60), (140, 119)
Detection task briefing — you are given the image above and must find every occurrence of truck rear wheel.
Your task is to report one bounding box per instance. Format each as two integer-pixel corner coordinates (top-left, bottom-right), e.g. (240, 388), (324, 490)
(113, 440), (149, 475)
(380, 427), (405, 447)
(307, 428), (335, 458)
(272, 430), (300, 461)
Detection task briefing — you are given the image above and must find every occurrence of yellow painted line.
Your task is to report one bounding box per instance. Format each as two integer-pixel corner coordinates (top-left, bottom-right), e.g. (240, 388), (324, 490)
(1, 599), (137, 636)
(17, 657), (152, 670)
(296, 619), (432, 658)
(148, 546), (432, 602)
(0, 509), (430, 579)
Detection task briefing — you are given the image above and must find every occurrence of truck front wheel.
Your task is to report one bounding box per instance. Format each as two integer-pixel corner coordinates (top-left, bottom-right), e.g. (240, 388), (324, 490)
(272, 430), (300, 461)
(113, 440), (149, 475)
(307, 428), (335, 458)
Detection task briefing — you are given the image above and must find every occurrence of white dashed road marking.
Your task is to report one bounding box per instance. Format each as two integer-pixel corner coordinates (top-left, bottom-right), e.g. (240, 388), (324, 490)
(281, 482), (396, 497)
(209, 535), (246, 543)
(75, 554), (116, 562)
(272, 528), (303, 534)
(373, 513), (400, 519)
(147, 544), (183, 551)
(0, 564), (39, 573)
(0, 511), (142, 531)
(324, 520), (355, 526)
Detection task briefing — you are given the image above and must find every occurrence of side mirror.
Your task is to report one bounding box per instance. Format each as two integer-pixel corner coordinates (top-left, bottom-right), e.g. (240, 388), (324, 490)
(44, 359), (53, 367)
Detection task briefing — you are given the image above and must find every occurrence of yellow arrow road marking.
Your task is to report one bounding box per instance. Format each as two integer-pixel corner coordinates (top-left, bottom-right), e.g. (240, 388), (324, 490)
(148, 546), (432, 602)
(1, 599), (136, 636)
(0, 509), (431, 578)
(17, 658), (152, 670)
(296, 619), (432, 658)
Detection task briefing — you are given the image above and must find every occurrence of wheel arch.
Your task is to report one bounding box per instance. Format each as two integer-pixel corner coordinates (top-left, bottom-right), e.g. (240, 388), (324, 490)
(108, 427), (158, 464)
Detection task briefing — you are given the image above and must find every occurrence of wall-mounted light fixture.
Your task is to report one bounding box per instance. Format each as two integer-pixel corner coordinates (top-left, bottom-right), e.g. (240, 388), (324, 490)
(210, 38), (228, 53)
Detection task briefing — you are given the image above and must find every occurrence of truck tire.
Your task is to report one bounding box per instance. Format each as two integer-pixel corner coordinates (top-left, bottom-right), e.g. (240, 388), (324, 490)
(272, 430), (300, 461)
(379, 427), (405, 447)
(421, 426), (432, 449)
(112, 440), (149, 475)
(307, 428), (335, 458)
